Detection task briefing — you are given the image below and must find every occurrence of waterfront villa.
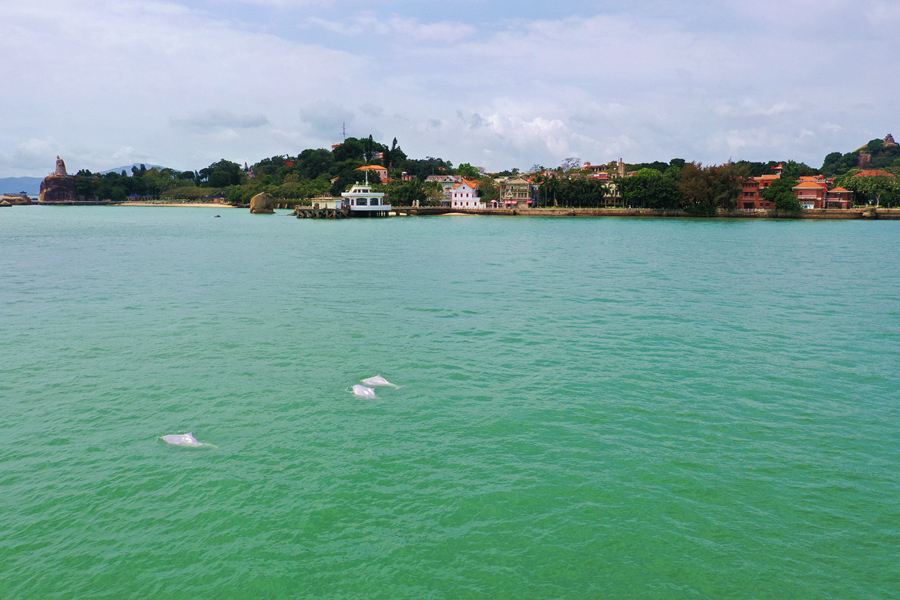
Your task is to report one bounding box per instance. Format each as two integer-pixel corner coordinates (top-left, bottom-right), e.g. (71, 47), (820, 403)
(450, 180), (484, 209)
(497, 177), (535, 207)
(737, 164), (783, 210)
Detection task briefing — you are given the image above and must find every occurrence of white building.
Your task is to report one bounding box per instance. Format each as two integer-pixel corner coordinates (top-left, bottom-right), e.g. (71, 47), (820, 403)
(340, 183), (391, 216)
(450, 179), (484, 209)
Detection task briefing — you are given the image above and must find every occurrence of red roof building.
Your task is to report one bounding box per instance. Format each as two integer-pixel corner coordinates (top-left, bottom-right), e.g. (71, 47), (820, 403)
(738, 174), (780, 209)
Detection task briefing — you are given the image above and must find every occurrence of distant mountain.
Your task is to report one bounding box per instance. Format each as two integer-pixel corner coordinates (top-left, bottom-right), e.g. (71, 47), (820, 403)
(100, 163), (167, 175)
(0, 177), (42, 197)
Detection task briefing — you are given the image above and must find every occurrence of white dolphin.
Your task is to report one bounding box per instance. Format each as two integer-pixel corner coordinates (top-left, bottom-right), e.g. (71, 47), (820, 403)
(352, 384), (377, 399)
(160, 432), (204, 447)
(361, 375), (398, 387)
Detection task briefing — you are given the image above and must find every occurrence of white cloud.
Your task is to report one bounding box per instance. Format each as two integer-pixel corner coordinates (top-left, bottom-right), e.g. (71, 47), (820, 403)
(169, 110), (271, 132)
(1, 0), (898, 175)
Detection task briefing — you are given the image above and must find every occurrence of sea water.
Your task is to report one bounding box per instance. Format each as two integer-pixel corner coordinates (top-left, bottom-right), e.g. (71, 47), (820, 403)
(1, 207), (898, 599)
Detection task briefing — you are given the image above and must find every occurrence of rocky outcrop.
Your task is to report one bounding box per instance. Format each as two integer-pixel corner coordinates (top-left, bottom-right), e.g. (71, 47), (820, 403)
(250, 192), (275, 214)
(39, 156), (77, 203)
(0, 193), (33, 205)
(39, 174), (76, 203)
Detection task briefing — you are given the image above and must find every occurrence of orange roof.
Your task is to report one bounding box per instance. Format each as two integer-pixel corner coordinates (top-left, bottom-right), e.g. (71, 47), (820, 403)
(829, 187), (851, 193)
(453, 179), (478, 189)
(793, 181), (826, 189)
(356, 165), (386, 171)
(854, 169), (894, 177)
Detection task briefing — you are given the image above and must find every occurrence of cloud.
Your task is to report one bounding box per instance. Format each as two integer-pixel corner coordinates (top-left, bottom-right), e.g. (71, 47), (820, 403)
(0, 138), (66, 175)
(169, 110), (270, 132)
(359, 103), (384, 118)
(1, 0), (899, 175)
(298, 101), (355, 140)
(305, 13), (475, 43)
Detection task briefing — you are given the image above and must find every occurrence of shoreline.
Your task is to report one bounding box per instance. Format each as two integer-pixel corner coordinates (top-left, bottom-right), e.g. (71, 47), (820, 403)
(385, 207), (900, 220)
(19, 203), (900, 219)
(117, 201), (233, 208)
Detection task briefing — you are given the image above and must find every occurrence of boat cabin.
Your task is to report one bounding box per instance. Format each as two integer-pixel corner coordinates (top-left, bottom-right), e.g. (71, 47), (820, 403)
(340, 184), (391, 217)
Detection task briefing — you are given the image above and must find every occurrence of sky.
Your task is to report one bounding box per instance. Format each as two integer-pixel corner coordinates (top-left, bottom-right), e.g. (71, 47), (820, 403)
(2, 0), (899, 177)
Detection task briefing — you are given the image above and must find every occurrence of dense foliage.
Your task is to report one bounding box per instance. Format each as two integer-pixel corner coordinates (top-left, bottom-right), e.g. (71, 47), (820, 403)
(538, 176), (610, 207)
(67, 134), (900, 210)
(761, 177), (802, 213)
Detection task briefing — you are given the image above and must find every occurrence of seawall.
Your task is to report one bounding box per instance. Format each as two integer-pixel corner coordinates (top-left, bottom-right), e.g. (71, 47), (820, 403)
(414, 207), (900, 220)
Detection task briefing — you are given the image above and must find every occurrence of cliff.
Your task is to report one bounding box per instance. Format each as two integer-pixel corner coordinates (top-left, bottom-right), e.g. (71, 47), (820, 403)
(39, 174), (77, 203)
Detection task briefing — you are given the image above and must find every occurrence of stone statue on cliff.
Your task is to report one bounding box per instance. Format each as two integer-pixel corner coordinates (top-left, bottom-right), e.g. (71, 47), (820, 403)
(39, 156), (77, 203)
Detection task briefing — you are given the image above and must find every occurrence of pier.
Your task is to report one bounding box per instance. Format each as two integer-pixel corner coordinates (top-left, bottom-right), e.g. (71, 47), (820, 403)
(293, 205), (351, 219)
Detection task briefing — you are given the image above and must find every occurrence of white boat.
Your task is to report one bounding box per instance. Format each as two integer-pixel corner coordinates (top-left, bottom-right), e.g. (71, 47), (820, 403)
(340, 182), (391, 217)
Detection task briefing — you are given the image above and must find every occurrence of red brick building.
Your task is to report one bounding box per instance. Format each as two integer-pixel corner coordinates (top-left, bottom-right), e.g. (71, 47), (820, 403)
(737, 164), (783, 209)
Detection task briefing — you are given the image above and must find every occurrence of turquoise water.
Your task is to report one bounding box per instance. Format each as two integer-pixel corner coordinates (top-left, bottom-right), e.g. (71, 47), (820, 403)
(1, 207), (898, 599)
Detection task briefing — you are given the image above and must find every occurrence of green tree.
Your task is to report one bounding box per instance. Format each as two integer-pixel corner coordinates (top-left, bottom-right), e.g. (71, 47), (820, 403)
(866, 138), (885, 153)
(678, 162), (746, 213)
(616, 170), (680, 209)
(457, 163), (480, 179)
(760, 177), (801, 213)
(423, 181), (445, 205)
(332, 138), (365, 162)
(477, 177), (499, 202)
(837, 173), (900, 207)
(401, 157), (454, 180)
(387, 180), (426, 205)
(201, 159), (243, 188)
(74, 169), (97, 200)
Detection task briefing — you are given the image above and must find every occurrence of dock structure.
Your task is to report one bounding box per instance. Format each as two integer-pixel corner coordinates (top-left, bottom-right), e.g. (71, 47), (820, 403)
(293, 204), (351, 219)
(293, 184), (392, 219)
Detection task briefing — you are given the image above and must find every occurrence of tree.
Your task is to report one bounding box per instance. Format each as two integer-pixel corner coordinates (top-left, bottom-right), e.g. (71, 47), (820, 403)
(760, 176), (801, 213)
(332, 137), (365, 162)
(457, 163), (480, 179)
(297, 148), (335, 180)
(678, 162), (746, 213)
(401, 157), (453, 181)
(820, 152), (843, 176)
(74, 169), (97, 200)
(387, 180), (426, 206)
(616, 170), (680, 209)
(837, 173), (900, 207)
(866, 138), (885, 153)
(477, 177), (499, 202)
(423, 181), (445, 205)
(383, 137), (406, 169)
(363, 135), (376, 162)
(201, 159), (243, 188)
(560, 157), (582, 172)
